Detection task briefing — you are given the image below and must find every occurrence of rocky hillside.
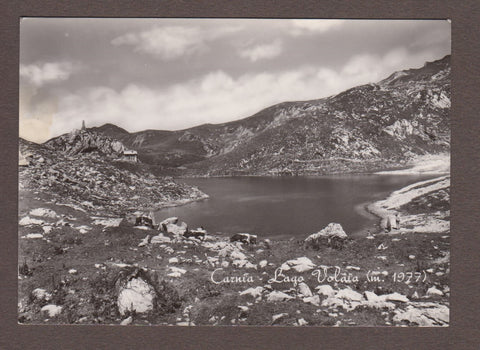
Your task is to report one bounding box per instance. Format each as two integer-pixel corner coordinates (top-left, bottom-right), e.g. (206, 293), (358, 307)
(45, 128), (126, 156)
(19, 133), (207, 216)
(91, 55), (450, 176)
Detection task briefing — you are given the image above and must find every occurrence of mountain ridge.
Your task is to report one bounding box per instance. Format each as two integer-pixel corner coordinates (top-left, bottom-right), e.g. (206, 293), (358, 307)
(46, 55), (451, 176)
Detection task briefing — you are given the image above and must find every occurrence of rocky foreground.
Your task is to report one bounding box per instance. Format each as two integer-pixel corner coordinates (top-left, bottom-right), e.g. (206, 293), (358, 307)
(18, 165), (450, 326)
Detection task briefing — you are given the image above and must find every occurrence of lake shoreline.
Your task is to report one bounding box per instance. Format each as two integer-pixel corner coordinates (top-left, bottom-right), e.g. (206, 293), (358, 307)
(165, 173), (442, 241)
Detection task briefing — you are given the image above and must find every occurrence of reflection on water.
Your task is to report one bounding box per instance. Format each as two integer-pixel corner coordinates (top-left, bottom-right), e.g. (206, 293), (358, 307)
(155, 175), (436, 239)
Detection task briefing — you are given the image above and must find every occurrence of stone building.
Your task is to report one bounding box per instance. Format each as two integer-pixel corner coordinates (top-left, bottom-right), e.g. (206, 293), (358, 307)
(123, 150), (138, 162)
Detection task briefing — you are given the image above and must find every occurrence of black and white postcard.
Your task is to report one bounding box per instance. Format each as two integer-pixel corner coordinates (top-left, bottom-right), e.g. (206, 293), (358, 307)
(18, 18), (451, 327)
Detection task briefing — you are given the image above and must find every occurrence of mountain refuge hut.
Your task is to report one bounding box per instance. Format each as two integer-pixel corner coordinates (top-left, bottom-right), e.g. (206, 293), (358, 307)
(122, 150), (138, 162)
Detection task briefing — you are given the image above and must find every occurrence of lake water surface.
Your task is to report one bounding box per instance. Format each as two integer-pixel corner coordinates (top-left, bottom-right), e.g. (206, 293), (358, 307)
(155, 175), (436, 239)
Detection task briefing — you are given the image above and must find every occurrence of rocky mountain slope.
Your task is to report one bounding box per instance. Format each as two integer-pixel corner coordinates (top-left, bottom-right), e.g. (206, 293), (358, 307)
(45, 128), (126, 156)
(90, 55), (450, 176)
(19, 131), (207, 216)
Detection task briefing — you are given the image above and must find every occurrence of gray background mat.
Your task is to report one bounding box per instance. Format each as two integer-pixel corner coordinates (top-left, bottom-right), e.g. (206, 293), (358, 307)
(1, 0), (479, 349)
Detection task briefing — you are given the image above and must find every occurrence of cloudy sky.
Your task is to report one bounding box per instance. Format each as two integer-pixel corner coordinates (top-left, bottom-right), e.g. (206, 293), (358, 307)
(20, 18), (450, 143)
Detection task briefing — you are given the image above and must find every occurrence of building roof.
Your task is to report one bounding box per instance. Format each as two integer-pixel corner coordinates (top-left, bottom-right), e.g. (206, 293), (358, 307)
(123, 150), (138, 155)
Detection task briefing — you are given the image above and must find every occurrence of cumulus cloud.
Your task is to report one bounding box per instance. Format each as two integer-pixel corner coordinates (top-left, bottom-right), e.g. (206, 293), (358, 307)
(111, 25), (242, 60)
(20, 61), (79, 87)
(238, 40), (283, 62)
(289, 19), (345, 36)
(112, 26), (205, 60)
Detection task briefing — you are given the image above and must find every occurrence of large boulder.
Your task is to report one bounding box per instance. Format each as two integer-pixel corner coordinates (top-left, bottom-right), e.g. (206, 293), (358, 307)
(166, 222), (188, 236)
(19, 150), (30, 166)
(280, 257), (316, 272)
(230, 233), (257, 244)
(159, 217), (178, 228)
(135, 215), (154, 229)
(304, 223), (348, 249)
(158, 217), (188, 236)
(267, 291), (294, 302)
(117, 272), (157, 316)
(184, 227), (206, 240)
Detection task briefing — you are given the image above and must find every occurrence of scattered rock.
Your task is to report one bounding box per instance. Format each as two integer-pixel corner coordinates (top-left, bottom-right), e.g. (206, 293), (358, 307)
(272, 312), (288, 324)
(362, 291), (396, 309)
(150, 233), (171, 244)
(237, 305), (249, 317)
(304, 223), (348, 249)
(296, 318), (308, 326)
(426, 286), (444, 297)
(134, 226), (150, 231)
(267, 291), (294, 302)
(29, 208), (58, 218)
(19, 216), (44, 226)
(377, 243), (388, 250)
(41, 304), (62, 317)
(315, 284), (335, 298)
(168, 267), (187, 278)
(31, 288), (51, 302)
(393, 302), (449, 326)
(230, 250), (247, 261)
(184, 229), (206, 240)
(298, 282), (313, 297)
(19, 150), (30, 166)
(159, 217), (178, 230)
(303, 295), (320, 306)
(135, 215), (154, 229)
(120, 316), (133, 325)
(138, 235), (150, 247)
(280, 257), (315, 272)
(23, 233), (44, 239)
(346, 266), (361, 271)
(335, 288), (364, 302)
(384, 292), (409, 303)
(230, 233), (257, 244)
(93, 218), (123, 228)
(165, 222), (188, 236)
(239, 286), (264, 300)
(42, 225), (53, 234)
(260, 239), (271, 249)
(322, 288), (365, 311)
(117, 276), (156, 315)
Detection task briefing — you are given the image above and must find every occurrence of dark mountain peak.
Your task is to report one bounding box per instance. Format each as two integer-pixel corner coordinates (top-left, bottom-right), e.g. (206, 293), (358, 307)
(91, 123), (130, 136)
